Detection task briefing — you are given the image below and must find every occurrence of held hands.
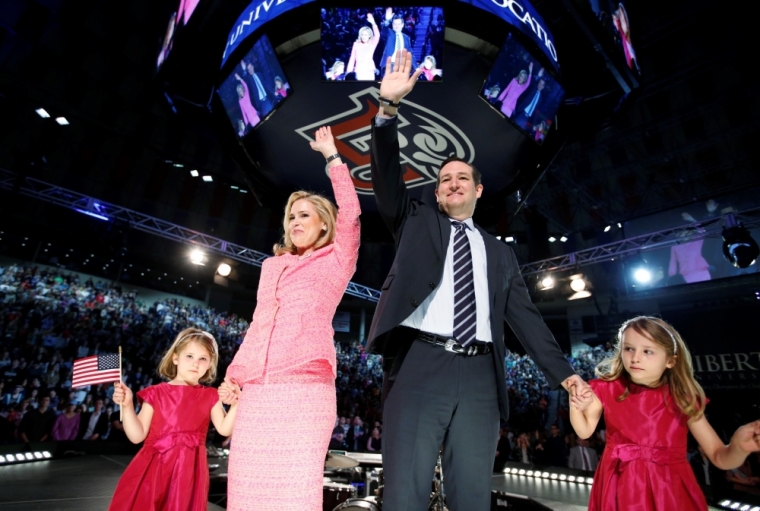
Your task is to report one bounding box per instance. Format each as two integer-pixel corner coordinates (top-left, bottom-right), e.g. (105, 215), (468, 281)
(309, 126), (339, 159)
(380, 50), (423, 104)
(218, 377), (242, 406)
(113, 382), (133, 409)
(562, 374), (593, 410)
(730, 420), (760, 454)
(570, 387), (595, 411)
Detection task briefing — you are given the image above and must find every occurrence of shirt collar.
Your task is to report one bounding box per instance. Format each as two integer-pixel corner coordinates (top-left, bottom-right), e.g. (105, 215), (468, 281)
(449, 217), (475, 231)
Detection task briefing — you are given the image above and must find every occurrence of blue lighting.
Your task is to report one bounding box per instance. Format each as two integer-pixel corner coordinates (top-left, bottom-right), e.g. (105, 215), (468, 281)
(75, 209), (109, 221)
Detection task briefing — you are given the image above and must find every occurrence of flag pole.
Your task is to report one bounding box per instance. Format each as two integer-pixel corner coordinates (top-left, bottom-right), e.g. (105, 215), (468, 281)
(119, 346), (123, 422)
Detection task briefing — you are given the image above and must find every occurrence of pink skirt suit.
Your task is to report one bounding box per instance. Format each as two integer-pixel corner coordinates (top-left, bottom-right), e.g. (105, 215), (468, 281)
(225, 163), (360, 511)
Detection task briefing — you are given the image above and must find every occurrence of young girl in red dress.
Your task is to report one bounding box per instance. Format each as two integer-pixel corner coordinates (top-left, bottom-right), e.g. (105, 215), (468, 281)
(571, 316), (760, 511)
(109, 328), (240, 511)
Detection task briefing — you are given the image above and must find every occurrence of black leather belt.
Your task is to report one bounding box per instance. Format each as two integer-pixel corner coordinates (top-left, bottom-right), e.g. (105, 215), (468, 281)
(414, 330), (492, 356)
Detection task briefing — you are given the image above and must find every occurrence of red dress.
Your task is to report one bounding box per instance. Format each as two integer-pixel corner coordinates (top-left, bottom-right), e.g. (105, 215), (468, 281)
(109, 383), (219, 511)
(589, 378), (707, 511)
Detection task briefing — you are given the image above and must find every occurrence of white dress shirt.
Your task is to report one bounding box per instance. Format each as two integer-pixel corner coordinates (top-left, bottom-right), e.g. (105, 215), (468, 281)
(401, 217), (492, 343)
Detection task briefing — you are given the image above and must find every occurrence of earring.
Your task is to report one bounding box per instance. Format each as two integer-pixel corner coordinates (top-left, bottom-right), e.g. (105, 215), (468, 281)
(322, 226), (327, 231)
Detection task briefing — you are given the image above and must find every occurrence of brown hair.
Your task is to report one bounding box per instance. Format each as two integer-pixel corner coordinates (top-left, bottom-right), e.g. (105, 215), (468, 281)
(157, 328), (218, 384)
(436, 156), (481, 187)
(273, 191), (337, 256)
(595, 316), (706, 419)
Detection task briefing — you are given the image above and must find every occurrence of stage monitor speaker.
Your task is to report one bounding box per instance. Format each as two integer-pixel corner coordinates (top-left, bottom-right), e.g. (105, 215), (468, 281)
(491, 490), (554, 511)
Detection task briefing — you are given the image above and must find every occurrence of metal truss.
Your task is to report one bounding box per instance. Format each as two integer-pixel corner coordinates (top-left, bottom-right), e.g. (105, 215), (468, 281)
(0, 168), (381, 303)
(519, 208), (760, 276)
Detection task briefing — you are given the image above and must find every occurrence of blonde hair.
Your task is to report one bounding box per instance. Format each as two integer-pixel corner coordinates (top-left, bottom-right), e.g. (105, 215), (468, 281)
(424, 55), (437, 68)
(157, 328), (219, 384)
(357, 26), (373, 43)
(595, 316), (706, 419)
(273, 191), (337, 256)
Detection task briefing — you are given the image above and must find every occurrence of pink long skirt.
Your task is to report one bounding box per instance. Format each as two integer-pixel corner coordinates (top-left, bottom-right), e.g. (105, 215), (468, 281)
(226, 360), (336, 511)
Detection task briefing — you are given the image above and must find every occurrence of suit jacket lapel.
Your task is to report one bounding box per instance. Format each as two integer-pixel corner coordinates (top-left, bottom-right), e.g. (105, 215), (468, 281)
(431, 210), (450, 258)
(477, 225), (499, 309)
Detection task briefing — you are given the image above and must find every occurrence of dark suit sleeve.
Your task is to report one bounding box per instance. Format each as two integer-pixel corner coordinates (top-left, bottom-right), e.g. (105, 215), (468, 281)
(503, 247), (576, 389)
(370, 117), (412, 244)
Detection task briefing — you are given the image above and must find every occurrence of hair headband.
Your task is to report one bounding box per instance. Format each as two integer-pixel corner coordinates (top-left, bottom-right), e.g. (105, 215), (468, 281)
(175, 330), (218, 355)
(618, 316), (677, 355)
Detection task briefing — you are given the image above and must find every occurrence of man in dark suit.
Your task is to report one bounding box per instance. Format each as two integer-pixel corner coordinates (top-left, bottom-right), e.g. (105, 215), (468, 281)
(512, 68), (551, 130)
(78, 398), (109, 440)
(367, 50), (590, 511)
(380, 11), (416, 75)
(239, 59), (274, 117)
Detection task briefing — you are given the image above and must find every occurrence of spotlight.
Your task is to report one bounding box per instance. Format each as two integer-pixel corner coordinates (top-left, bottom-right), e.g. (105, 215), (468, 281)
(42, 451), (52, 458)
(202, 175), (213, 182)
(568, 476), (576, 482)
(560, 235), (568, 242)
(0, 455), (6, 463)
(15, 454), (24, 461)
(604, 225), (611, 232)
(722, 223), (759, 268)
(496, 236), (501, 240)
(541, 276), (554, 290)
(217, 263), (232, 277)
(518, 469), (526, 475)
(33, 452), (43, 459)
(541, 471), (550, 478)
(526, 470), (534, 477)
(633, 268), (651, 283)
(559, 474), (567, 481)
(230, 185), (239, 190)
(550, 473), (558, 480)
(617, 222), (622, 228)
(548, 236), (556, 242)
(190, 249), (205, 265)
(190, 170), (199, 177)
(240, 189), (248, 193)
(504, 236), (514, 243)
(570, 277), (586, 292)
(55, 117), (69, 125)
(35, 108), (50, 118)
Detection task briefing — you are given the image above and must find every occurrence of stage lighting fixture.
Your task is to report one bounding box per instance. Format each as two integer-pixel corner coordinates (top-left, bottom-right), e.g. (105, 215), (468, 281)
(604, 225), (611, 232)
(504, 236), (515, 242)
(240, 189), (248, 193)
(541, 471), (550, 478)
(231, 185), (239, 189)
(0, 455), (6, 463)
(35, 108), (50, 118)
(217, 263), (232, 277)
(55, 117), (69, 125)
(202, 175), (213, 182)
(633, 268), (651, 283)
(190, 249), (205, 265)
(560, 236), (568, 242)
(496, 236), (501, 240)
(190, 170), (199, 177)
(722, 224), (759, 268)
(548, 236), (556, 242)
(541, 276), (554, 290)
(518, 469), (526, 475)
(559, 474), (567, 481)
(568, 476), (576, 482)
(570, 276), (586, 292)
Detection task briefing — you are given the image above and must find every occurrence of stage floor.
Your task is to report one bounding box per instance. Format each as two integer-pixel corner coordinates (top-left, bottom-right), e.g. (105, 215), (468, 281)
(0, 455), (722, 510)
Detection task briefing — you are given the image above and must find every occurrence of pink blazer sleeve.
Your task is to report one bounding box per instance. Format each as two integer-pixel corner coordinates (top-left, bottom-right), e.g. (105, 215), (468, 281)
(329, 163), (361, 276)
(347, 43), (358, 73)
(370, 23), (380, 50)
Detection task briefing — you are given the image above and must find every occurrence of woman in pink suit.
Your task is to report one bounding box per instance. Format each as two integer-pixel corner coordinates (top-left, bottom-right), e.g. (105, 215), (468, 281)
(220, 126), (360, 511)
(233, 74), (260, 129)
(346, 13), (380, 80)
(497, 61), (533, 118)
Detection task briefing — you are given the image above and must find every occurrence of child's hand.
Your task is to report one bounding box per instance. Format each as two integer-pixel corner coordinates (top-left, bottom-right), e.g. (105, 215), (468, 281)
(218, 378), (241, 406)
(570, 387), (595, 411)
(113, 382), (133, 409)
(731, 419), (760, 454)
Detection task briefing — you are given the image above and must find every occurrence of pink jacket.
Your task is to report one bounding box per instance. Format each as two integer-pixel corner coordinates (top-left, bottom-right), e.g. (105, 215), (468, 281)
(227, 164), (360, 384)
(347, 25), (380, 80)
(498, 74), (531, 118)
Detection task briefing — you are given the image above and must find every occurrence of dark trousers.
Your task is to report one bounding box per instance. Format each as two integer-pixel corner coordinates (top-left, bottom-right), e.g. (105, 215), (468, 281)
(382, 339), (500, 511)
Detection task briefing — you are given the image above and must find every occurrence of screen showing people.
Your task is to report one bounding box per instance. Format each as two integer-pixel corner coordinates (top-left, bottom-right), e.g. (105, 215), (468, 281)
(321, 6), (445, 82)
(585, 0), (639, 73)
(156, 0), (203, 71)
(480, 33), (565, 144)
(217, 35), (291, 138)
(624, 191), (760, 290)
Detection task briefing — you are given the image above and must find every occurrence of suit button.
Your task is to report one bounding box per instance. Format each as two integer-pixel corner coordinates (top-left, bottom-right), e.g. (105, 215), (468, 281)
(411, 299), (419, 307)
(429, 282), (436, 289)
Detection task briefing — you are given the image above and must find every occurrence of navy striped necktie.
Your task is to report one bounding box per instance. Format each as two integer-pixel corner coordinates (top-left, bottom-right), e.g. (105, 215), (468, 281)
(451, 221), (477, 346)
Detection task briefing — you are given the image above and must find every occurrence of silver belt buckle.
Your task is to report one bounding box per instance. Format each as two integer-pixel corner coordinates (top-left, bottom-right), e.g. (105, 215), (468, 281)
(444, 339), (460, 354)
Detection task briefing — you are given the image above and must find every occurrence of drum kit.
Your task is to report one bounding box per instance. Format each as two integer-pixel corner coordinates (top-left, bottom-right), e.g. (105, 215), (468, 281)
(323, 451), (448, 511)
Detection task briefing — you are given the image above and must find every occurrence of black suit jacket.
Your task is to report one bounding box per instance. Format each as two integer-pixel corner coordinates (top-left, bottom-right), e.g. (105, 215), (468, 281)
(381, 27), (416, 70)
(514, 85), (552, 123)
(78, 410), (109, 440)
(366, 117), (575, 421)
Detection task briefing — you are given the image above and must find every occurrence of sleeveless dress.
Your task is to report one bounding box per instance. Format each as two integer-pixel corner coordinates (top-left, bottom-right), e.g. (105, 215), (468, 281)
(109, 383), (219, 511)
(589, 378), (708, 511)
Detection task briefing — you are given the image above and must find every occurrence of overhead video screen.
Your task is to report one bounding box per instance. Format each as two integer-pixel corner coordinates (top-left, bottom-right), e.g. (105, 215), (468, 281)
(320, 7), (445, 82)
(583, 0), (640, 73)
(217, 35), (291, 138)
(156, 0), (203, 71)
(479, 33), (565, 144)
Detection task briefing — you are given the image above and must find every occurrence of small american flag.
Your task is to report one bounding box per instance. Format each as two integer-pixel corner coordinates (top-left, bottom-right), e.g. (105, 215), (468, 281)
(72, 353), (121, 388)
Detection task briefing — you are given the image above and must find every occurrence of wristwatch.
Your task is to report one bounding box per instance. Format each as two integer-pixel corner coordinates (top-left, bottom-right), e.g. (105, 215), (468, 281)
(325, 153), (341, 163)
(378, 96), (400, 108)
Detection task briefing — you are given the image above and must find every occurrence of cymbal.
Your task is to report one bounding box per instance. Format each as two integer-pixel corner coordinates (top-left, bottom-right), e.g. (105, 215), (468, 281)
(325, 452), (360, 468)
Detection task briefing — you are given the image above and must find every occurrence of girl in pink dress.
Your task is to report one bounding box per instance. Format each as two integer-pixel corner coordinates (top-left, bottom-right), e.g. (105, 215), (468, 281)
(347, 13), (380, 81)
(418, 55), (442, 81)
(109, 329), (239, 511)
(233, 75), (260, 129)
(497, 61), (533, 118)
(219, 126), (361, 511)
(571, 316), (760, 511)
